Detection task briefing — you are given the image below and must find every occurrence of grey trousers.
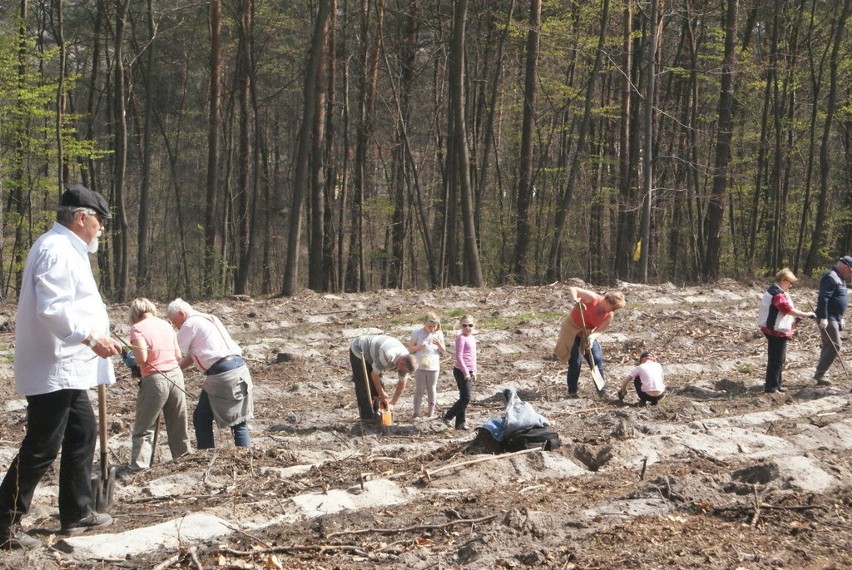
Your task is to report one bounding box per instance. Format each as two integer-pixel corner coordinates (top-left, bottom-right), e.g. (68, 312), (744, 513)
(131, 368), (191, 469)
(412, 369), (439, 417)
(815, 320), (843, 379)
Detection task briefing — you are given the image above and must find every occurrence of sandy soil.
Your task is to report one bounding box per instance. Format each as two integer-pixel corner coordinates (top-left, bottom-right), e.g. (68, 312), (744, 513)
(0, 279), (850, 569)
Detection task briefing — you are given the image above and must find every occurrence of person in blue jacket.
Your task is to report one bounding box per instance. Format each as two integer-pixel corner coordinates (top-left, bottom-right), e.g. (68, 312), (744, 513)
(813, 256), (852, 386)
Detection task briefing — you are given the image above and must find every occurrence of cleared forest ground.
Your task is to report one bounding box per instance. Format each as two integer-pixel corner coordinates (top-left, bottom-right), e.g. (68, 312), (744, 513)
(0, 279), (850, 569)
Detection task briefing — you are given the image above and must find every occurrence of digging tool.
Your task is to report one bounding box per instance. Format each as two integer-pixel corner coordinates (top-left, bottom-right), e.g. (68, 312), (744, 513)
(576, 301), (606, 394)
(576, 301), (605, 391)
(91, 384), (115, 513)
(807, 305), (850, 381)
(822, 324), (850, 380)
(150, 412), (162, 467)
(359, 352), (376, 423)
(116, 337), (192, 398)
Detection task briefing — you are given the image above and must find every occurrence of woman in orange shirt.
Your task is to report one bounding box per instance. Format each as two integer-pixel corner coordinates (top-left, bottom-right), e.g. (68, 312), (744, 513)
(555, 287), (625, 398)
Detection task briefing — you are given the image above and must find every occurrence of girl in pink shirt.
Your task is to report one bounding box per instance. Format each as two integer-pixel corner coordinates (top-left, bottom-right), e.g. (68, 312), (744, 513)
(443, 314), (477, 430)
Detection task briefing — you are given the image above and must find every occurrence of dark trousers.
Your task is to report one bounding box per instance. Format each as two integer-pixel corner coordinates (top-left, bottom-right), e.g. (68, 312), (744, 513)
(633, 377), (665, 404)
(193, 390), (250, 449)
(444, 367), (472, 427)
(764, 333), (788, 390)
(815, 320), (841, 378)
(350, 350), (380, 420)
(566, 336), (604, 393)
(0, 389), (96, 528)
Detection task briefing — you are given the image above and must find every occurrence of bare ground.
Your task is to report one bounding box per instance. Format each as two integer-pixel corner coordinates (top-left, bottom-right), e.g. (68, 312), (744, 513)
(0, 279), (851, 569)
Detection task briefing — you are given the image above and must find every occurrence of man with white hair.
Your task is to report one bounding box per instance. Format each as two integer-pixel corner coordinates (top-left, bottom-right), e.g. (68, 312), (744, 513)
(167, 298), (254, 448)
(0, 185), (121, 549)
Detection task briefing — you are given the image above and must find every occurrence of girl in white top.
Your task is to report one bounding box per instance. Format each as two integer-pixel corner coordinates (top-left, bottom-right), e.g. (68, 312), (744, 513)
(618, 352), (666, 406)
(408, 312), (446, 419)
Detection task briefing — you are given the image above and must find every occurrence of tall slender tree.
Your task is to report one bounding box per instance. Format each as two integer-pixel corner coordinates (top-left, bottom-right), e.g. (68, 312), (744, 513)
(702, 0), (739, 280)
(284, 0), (331, 296)
(511, 0), (541, 283)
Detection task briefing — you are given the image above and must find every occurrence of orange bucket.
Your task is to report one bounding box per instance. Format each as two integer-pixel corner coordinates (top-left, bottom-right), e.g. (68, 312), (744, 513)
(375, 400), (394, 426)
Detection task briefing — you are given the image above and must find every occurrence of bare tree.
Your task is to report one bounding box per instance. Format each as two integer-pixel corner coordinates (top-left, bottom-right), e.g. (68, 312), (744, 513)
(283, 0), (331, 296)
(510, 0), (541, 283)
(804, 0), (850, 274)
(449, 0), (483, 286)
(701, 0), (739, 280)
(112, 0), (132, 301)
(203, 0), (222, 297)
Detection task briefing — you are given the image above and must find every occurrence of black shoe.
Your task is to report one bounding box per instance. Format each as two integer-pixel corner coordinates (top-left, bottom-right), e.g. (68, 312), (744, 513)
(764, 388), (779, 393)
(0, 524), (40, 550)
(455, 423), (468, 431)
(815, 377), (832, 386)
(776, 386), (787, 393)
(61, 511), (113, 536)
(567, 391), (579, 400)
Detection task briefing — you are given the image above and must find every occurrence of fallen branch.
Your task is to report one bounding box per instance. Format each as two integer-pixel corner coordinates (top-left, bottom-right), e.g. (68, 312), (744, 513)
(152, 553), (181, 570)
(750, 484), (761, 527)
(424, 448), (541, 480)
(324, 513), (497, 539)
(218, 544), (368, 557)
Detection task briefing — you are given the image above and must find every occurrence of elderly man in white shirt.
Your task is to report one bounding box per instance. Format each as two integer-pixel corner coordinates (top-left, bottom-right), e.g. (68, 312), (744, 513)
(0, 185), (122, 550)
(167, 298), (254, 449)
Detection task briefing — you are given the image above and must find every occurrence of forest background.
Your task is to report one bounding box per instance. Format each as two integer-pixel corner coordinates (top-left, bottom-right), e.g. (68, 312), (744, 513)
(0, 0), (849, 302)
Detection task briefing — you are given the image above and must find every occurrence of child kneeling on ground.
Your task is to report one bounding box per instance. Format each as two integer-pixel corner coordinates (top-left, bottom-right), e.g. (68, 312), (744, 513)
(618, 352), (666, 405)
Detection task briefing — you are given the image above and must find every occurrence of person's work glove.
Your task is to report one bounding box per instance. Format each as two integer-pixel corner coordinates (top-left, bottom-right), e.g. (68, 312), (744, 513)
(841, 319), (845, 331)
(617, 387), (627, 401)
(819, 319), (828, 330)
(121, 350), (137, 368)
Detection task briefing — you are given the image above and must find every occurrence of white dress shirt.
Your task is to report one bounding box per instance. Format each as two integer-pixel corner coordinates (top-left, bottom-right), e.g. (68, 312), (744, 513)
(177, 312), (242, 372)
(14, 222), (115, 396)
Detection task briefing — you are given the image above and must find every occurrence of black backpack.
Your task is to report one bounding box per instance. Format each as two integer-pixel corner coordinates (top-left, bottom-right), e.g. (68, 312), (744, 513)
(504, 426), (561, 452)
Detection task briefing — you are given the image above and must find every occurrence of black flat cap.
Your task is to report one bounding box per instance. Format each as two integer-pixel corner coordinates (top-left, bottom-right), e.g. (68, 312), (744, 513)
(60, 184), (112, 219)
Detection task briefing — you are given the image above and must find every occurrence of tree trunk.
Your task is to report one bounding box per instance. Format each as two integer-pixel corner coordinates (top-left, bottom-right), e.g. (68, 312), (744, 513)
(613, 1), (635, 279)
(701, 0), (739, 280)
(638, 0), (657, 282)
(308, 1), (330, 292)
(450, 0), (483, 286)
(511, 0), (541, 283)
(112, 0), (132, 301)
(283, 0), (331, 296)
(234, 0), (254, 294)
(54, 0), (66, 191)
(345, 0), (382, 292)
(203, 0), (222, 296)
(804, 0), (849, 274)
(137, 0), (156, 292)
(546, 0), (610, 282)
(386, 0), (418, 289)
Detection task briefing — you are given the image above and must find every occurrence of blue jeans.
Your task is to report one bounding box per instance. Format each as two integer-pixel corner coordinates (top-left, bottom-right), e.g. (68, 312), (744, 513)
(444, 367), (472, 427)
(566, 336), (604, 393)
(194, 391), (250, 449)
(0, 389), (97, 526)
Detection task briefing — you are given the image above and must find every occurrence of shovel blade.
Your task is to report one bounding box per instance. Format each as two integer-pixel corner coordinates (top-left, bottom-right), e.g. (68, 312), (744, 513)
(91, 466), (116, 513)
(591, 366), (606, 393)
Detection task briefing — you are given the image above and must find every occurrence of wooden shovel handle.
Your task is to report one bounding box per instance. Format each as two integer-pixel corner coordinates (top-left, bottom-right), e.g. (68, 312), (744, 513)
(98, 385), (108, 480)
